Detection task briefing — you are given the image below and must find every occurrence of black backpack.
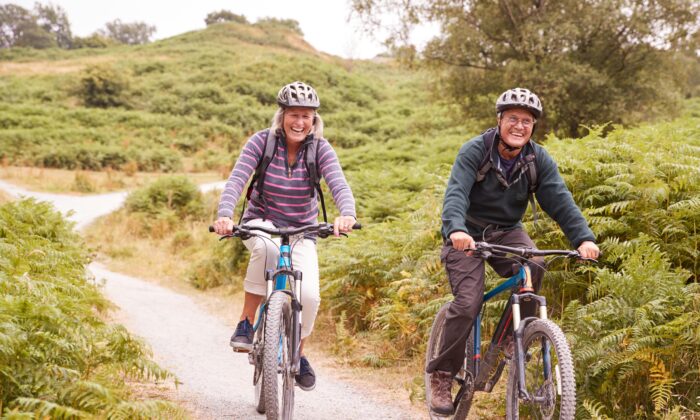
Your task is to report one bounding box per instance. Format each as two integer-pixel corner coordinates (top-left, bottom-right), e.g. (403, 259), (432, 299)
(239, 129), (327, 223)
(474, 127), (540, 227)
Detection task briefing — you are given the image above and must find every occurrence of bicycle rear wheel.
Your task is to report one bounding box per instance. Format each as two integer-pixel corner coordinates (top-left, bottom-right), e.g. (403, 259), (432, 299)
(505, 319), (576, 420)
(425, 302), (475, 420)
(262, 292), (294, 420)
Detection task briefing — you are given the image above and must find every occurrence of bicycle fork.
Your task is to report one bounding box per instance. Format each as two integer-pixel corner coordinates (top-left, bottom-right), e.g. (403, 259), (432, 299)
(513, 292), (552, 402)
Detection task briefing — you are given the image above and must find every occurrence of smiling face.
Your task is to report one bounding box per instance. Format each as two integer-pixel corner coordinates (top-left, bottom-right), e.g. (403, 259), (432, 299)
(283, 106), (315, 144)
(498, 108), (536, 150)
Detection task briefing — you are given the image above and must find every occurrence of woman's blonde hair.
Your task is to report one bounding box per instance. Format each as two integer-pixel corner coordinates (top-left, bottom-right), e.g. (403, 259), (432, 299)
(270, 107), (324, 139)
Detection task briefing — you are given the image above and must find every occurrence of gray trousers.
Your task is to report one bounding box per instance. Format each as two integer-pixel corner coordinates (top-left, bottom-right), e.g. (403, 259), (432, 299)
(425, 228), (545, 375)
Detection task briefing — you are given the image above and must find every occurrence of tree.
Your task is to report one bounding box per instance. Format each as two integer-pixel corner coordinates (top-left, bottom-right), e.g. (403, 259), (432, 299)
(98, 19), (156, 45)
(352, 0), (700, 136)
(0, 2), (72, 49)
(255, 17), (303, 36)
(34, 3), (72, 48)
(0, 4), (36, 48)
(204, 10), (248, 26)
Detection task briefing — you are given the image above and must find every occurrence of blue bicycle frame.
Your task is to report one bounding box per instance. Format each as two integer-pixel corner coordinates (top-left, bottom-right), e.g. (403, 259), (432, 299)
(468, 263), (552, 397)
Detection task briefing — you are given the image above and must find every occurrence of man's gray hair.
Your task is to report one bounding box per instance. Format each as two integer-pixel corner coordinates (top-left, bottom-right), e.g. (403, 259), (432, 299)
(270, 107), (324, 139)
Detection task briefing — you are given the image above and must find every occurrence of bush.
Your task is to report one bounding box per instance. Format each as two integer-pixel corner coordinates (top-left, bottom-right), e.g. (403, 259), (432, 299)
(188, 237), (248, 289)
(125, 175), (204, 219)
(78, 64), (131, 108)
(0, 199), (180, 418)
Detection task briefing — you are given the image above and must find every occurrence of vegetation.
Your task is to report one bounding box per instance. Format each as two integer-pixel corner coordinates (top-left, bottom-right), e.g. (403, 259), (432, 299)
(0, 199), (181, 418)
(0, 3), (155, 49)
(96, 19), (156, 46)
(205, 10), (248, 26)
(2, 12), (699, 417)
(352, 0), (700, 137)
(0, 3), (72, 49)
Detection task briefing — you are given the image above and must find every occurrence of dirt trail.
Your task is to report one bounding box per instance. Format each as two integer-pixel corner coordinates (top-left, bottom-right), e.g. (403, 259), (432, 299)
(0, 180), (423, 419)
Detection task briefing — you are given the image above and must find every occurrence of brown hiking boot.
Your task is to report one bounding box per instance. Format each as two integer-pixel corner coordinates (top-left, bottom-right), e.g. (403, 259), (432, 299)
(430, 370), (454, 415)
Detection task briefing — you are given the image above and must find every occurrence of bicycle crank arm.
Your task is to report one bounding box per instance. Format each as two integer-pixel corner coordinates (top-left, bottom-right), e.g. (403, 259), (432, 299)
(483, 359), (507, 392)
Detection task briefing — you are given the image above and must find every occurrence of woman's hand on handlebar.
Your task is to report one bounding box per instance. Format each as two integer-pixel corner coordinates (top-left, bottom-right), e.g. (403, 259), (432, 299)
(450, 231), (476, 256)
(333, 215), (357, 237)
(213, 216), (234, 235)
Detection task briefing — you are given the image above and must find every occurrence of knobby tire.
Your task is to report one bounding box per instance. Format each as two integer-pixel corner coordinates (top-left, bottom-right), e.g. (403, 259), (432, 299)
(505, 319), (576, 420)
(262, 292), (293, 420)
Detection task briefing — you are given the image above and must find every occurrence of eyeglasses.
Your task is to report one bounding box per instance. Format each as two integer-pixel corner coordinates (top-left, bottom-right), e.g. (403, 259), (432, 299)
(505, 115), (535, 128)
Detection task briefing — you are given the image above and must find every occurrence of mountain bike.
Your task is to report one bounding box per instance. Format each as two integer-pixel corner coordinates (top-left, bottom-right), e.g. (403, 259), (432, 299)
(425, 242), (597, 419)
(211, 222), (359, 420)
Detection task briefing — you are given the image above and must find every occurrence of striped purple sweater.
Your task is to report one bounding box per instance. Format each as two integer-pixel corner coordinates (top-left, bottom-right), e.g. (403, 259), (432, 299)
(217, 129), (356, 227)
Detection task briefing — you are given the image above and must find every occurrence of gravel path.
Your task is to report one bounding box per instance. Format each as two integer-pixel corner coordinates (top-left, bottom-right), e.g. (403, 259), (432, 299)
(1, 180), (422, 420)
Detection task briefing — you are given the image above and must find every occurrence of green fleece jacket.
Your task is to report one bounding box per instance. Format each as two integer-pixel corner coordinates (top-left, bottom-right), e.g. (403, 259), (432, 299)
(441, 130), (595, 248)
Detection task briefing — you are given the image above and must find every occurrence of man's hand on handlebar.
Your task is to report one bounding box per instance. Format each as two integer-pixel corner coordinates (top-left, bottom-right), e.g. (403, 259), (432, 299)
(449, 231), (476, 256)
(213, 216), (234, 235)
(577, 240), (600, 260)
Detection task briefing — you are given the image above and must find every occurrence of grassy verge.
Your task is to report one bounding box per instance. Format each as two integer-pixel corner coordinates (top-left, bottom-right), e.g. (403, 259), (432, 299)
(0, 165), (222, 194)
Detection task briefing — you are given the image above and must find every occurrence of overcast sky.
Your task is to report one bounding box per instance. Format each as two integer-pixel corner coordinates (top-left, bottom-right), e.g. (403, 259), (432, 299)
(9, 0), (438, 59)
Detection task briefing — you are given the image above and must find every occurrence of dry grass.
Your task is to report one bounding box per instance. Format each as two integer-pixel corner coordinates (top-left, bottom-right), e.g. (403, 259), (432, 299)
(0, 56), (116, 75)
(0, 189), (12, 204)
(0, 166), (222, 194)
(0, 54), (172, 76)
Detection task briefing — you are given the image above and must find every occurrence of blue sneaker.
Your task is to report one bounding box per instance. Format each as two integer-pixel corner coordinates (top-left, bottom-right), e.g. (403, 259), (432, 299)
(230, 318), (253, 353)
(295, 356), (316, 391)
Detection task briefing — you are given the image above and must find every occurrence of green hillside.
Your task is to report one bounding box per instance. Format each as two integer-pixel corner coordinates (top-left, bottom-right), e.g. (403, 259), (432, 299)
(2, 19), (699, 418)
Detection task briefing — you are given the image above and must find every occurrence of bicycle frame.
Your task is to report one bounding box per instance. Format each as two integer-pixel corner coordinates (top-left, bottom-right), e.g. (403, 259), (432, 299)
(465, 263), (552, 402)
(254, 234), (304, 373)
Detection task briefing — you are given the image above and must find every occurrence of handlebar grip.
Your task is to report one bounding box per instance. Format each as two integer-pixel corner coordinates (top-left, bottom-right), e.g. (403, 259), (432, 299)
(208, 225), (215, 233)
(352, 222), (362, 230)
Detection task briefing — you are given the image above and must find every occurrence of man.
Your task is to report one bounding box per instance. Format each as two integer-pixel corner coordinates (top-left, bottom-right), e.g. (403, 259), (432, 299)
(426, 87), (599, 415)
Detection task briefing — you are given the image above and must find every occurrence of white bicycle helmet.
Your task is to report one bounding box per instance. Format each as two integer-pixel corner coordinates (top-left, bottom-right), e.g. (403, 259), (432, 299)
(277, 81), (320, 109)
(495, 87), (542, 118)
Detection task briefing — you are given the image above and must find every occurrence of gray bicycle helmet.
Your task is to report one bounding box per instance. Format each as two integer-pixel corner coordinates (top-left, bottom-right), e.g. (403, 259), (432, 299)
(495, 87), (542, 118)
(277, 81), (320, 109)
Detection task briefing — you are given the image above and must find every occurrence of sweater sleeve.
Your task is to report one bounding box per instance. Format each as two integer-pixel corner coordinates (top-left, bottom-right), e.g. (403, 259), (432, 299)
(217, 131), (267, 219)
(317, 139), (356, 218)
(534, 147), (595, 247)
(441, 138), (484, 238)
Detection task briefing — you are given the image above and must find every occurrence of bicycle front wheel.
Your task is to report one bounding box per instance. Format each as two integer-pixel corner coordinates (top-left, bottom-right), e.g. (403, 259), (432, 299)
(505, 319), (576, 420)
(253, 309), (266, 414)
(262, 292), (294, 420)
(424, 302), (475, 420)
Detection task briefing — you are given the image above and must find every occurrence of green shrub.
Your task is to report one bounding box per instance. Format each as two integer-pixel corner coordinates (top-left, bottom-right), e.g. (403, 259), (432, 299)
(125, 175), (204, 218)
(0, 199), (180, 418)
(188, 237), (248, 289)
(78, 64), (131, 108)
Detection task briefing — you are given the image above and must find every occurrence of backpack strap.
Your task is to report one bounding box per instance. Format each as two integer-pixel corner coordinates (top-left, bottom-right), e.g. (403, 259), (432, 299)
(303, 138), (327, 223)
(522, 144), (539, 228)
(475, 127), (498, 182)
(239, 129), (277, 223)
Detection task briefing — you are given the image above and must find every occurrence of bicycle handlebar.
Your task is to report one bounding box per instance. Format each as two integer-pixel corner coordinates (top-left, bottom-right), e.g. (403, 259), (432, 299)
(450, 241), (599, 263)
(208, 222), (361, 239)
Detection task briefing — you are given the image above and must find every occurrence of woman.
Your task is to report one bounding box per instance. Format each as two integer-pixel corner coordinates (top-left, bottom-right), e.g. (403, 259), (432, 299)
(212, 81), (357, 391)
